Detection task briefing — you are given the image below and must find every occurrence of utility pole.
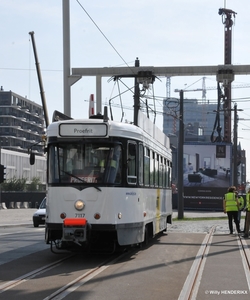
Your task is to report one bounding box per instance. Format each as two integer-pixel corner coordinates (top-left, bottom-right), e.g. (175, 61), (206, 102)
(233, 104), (242, 187)
(233, 104), (238, 186)
(218, 8), (237, 143)
(63, 0), (71, 117)
(178, 90), (184, 219)
(0, 146), (1, 210)
(133, 58), (140, 126)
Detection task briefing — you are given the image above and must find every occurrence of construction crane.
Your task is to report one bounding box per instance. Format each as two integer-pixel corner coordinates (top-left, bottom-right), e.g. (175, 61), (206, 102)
(29, 31), (49, 128)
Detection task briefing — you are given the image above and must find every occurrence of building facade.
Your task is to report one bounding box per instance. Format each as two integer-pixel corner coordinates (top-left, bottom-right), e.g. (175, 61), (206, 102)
(0, 89), (44, 154)
(0, 89), (46, 184)
(164, 97), (246, 188)
(163, 97), (224, 140)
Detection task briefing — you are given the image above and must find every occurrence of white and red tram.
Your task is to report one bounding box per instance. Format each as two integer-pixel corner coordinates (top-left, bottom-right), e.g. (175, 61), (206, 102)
(44, 110), (172, 252)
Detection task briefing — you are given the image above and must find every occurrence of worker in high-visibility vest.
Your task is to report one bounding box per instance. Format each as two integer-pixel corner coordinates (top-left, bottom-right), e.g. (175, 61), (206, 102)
(237, 192), (245, 230)
(99, 149), (119, 183)
(223, 186), (240, 234)
(243, 189), (250, 238)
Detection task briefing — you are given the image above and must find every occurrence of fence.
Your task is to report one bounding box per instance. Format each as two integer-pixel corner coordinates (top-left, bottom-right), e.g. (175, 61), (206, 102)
(0, 191), (46, 209)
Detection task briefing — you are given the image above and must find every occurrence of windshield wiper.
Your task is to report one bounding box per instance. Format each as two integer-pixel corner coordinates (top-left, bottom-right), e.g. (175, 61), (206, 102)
(61, 170), (102, 191)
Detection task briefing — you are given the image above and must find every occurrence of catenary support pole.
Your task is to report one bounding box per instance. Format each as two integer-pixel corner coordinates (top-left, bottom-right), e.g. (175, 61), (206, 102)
(178, 90), (184, 219)
(63, 0), (71, 117)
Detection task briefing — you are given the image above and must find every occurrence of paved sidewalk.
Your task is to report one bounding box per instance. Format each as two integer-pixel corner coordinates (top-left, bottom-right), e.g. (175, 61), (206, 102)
(172, 210), (226, 219)
(0, 208), (37, 226)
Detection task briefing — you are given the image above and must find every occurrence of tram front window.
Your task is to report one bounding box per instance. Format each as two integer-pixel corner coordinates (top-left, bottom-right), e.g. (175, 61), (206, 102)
(48, 143), (122, 185)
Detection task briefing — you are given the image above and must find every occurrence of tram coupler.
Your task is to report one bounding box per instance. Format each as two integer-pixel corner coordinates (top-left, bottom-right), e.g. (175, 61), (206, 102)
(62, 218), (88, 245)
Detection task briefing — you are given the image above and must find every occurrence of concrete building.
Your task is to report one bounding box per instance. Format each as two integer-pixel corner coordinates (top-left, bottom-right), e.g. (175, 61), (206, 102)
(163, 97), (223, 140)
(0, 89), (44, 154)
(163, 97), (246, 188)
(0, 89), (46, 184)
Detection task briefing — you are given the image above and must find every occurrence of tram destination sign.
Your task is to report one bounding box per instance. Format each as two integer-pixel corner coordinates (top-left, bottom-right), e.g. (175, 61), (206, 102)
(59, 123), (107, 137)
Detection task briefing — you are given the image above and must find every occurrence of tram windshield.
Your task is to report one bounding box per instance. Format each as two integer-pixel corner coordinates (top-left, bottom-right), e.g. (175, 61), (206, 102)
(48, 142), (122, 185)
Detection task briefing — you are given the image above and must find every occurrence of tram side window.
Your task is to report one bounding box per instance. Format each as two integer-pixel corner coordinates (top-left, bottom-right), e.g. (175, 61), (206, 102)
(166, 160), (170, 187)
(127, 142), (137, 184)
(159, 156), (163, 187)
(163, 158), (166, 188)
(169, 161), (172, 188)
(139, 144), (144, 185)
(150, 151), (154, 187)
(155, 154), (159, 187)
(144, 147), (150, 186)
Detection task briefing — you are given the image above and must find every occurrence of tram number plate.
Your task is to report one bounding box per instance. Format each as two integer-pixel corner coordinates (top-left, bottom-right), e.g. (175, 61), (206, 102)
(75, 213), (85, 218)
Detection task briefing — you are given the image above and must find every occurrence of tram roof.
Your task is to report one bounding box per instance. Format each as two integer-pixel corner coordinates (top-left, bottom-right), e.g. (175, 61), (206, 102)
(46, 113), (170, 150)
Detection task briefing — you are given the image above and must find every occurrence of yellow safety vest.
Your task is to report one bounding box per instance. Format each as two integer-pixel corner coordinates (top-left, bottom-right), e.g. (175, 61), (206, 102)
(238, 196), (244, 211)
(99, 160), (105, 167)
(246, 193), (250, 210)
(110, 159), (117, 168)
(99, 160), (116, 168)
(224, 192), (238, 212)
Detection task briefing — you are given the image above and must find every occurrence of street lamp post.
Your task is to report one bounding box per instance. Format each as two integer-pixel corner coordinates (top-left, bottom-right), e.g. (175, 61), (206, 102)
(178, 90), (184, 219)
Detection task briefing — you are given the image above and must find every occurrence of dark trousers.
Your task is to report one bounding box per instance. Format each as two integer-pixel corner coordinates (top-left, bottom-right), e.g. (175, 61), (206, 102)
(227, 211), (240, 233)
(245, 211), (250, 236)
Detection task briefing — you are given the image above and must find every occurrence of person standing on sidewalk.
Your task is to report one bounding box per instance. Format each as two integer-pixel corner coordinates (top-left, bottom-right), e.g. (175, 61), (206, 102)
(237, 192), (245, 231)
(223, 186), (240, 234)
(243, 189), (250, 238)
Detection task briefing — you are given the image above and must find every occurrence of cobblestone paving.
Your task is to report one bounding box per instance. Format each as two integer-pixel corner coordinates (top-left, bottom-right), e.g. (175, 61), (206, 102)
(168, 219), (244, 234)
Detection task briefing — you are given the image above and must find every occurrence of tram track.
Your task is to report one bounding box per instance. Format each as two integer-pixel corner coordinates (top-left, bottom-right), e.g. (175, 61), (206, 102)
(238, 235), (250, 288)
(0, 224), (249, 299)
(0, 254), (75, 293)
(178, 226), (250, 300)
(0, 246), (130, 299)
(43, 252), (128, 300)
(178, 226), (216, 300)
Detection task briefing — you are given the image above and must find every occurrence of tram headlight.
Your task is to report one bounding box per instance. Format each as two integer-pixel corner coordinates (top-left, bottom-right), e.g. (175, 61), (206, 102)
(75, 200), (85, 211)
(118, 212), (122, 219)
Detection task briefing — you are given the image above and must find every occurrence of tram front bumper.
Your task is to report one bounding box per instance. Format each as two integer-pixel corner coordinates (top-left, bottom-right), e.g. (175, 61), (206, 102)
(62, 218), (87, 245)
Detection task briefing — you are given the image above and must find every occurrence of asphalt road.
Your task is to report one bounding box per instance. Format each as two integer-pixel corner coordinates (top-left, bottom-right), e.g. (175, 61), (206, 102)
(0, 208), (226, 226)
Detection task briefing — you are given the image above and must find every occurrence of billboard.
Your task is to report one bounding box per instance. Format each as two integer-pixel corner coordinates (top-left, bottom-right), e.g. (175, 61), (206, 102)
(183, 143), (232, 210)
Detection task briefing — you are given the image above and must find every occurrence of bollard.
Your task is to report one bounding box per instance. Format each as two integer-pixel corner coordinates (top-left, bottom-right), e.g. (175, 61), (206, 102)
(15, 202), (21, 209)
(1, 203), (7, 209)
(23, 202), (29, 209)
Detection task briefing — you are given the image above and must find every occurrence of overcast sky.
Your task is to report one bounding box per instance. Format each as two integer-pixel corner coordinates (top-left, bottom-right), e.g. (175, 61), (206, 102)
(1, 0), (250, 179)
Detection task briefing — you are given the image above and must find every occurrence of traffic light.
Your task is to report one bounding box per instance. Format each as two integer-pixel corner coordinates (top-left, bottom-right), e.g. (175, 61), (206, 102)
(0, 164), (6, 183)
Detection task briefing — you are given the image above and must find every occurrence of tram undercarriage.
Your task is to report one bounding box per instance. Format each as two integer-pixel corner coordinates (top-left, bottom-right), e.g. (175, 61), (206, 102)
(45, 219), (163, 254)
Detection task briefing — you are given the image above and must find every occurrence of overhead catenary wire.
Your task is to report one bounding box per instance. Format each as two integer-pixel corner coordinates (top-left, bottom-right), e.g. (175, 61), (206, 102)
(76, 0), (135, 75)
(75, 2), (250, 130)
(76, 0), (162, 123)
